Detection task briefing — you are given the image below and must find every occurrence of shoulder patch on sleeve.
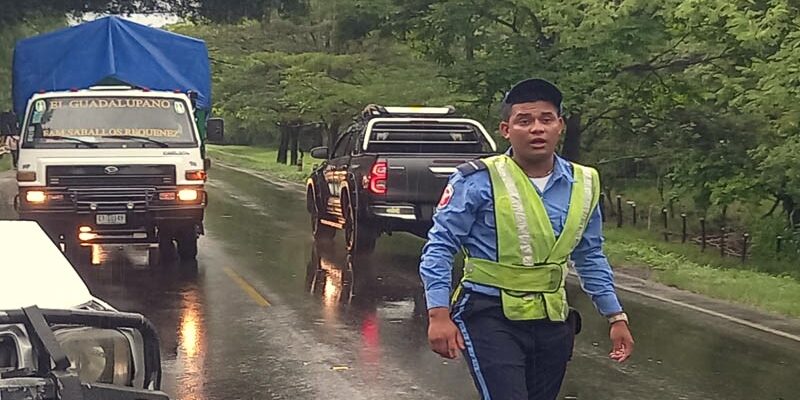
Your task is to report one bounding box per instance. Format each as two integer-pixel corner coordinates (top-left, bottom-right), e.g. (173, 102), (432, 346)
(456, 159), (487, 177)
(437, 183), (455, 209)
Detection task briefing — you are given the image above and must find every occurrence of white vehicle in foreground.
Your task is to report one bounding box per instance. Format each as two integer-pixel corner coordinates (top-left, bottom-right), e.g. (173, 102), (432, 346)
(0, 221), (169, 400)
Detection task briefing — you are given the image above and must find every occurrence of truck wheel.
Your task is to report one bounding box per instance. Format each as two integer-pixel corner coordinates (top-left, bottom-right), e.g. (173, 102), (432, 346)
(343, 196), (377, 255)
(65, 239), (91, 266)
(176, 228), (198, 261)
(157, 229), (176, 261)
(308, 189), (335, 240)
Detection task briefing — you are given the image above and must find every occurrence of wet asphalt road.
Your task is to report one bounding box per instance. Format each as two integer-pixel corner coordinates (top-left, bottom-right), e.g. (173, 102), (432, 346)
(1, 166), (799, 400)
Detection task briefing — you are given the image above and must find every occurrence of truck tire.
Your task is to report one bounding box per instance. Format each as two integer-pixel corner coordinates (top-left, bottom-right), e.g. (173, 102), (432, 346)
(343, 195), (377, 255)
(308, 188), (335, 240)
(65, 238), (91, 266)
(176, 228), (198, 261)
(157, 229), (175, 258)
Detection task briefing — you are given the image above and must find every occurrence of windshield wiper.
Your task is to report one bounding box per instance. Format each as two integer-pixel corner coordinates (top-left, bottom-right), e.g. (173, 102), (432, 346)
(101, 135), (170, 148)
(44, 136), (99, 148)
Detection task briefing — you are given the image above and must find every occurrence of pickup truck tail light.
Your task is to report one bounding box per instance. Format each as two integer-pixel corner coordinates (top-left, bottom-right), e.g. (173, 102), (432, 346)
(369, 160), (388, 195)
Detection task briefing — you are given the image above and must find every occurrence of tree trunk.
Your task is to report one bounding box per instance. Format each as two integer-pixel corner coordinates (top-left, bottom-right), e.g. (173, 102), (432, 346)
(562, 112), (582, 162)
(465, 28), (475, 61)
(277, 125), (289, 164)
(289, 127), (299, 166)
(326, 121), (341, 150)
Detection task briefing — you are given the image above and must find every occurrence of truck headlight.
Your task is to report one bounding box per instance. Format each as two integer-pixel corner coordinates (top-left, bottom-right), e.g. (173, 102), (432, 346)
(26, 191), (46, 203)
(177, 189), (198, 201)
(55, 327), (133, 385)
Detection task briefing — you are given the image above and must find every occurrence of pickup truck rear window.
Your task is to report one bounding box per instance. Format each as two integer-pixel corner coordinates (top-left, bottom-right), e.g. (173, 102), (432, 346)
(366, 121), (491, 153)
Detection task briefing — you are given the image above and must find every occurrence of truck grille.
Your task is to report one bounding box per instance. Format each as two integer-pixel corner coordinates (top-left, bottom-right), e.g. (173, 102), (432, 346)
(72, 188), (157, 212)
(47, 165), (175, 187)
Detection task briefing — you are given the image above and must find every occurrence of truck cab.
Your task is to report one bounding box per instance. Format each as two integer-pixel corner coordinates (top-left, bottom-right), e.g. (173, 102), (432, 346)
(3, 15), (221, 264)
(7, 86), (222, 262)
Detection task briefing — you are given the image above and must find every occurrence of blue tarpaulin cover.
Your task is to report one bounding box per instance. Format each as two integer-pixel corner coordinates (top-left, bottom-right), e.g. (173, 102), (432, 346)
(12, 16), (211, 116)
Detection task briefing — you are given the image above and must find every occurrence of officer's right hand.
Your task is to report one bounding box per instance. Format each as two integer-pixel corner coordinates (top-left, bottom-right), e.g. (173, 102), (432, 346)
(427, 307), (465, 359)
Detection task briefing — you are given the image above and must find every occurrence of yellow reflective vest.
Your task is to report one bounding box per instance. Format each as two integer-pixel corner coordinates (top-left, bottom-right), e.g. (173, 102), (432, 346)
(457, 155), (600, 321)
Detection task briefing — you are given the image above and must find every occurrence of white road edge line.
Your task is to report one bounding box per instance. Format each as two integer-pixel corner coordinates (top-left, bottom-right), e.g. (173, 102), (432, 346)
(569, 271), (800, 343)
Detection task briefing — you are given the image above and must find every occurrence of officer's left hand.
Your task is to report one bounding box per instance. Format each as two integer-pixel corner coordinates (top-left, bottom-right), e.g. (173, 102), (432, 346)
(609, 321), (634, 362)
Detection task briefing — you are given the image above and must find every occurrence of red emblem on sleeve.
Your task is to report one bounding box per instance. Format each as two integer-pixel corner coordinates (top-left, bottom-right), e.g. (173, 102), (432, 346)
(438, 184), (454, 209)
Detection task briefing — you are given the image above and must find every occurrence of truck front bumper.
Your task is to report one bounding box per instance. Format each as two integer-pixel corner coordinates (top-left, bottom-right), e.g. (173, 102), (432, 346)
(17, 186), (206, 244)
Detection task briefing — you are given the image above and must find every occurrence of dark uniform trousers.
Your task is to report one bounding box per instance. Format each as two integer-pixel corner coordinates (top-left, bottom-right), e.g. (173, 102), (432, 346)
(452, 291), (577, 400)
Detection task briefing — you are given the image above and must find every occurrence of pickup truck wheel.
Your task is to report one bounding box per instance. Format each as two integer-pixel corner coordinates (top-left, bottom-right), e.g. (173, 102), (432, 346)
(176, 228), (198, 261)
(343, 197), (377, 255)
(308, 189), (335, 240)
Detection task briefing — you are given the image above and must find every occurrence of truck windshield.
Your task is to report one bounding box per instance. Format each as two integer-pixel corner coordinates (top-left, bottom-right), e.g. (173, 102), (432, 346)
(21, 96), (197, 149)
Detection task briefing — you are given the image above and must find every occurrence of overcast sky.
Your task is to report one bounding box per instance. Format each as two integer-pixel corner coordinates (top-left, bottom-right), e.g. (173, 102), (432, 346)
(71, 13), (182, 28)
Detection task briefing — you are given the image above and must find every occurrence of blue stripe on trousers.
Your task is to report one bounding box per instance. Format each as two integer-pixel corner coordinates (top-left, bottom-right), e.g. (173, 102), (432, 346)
(452, 293), (491, 400)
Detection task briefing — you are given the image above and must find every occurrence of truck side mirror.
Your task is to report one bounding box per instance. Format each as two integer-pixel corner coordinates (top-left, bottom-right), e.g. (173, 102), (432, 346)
(0, 111), (19, 136)
(310, 146), (329, 159)
(207, 118), (224, 143)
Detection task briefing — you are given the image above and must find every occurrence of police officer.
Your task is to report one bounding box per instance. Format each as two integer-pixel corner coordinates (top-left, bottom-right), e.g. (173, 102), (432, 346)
(419, 78), (634, 399)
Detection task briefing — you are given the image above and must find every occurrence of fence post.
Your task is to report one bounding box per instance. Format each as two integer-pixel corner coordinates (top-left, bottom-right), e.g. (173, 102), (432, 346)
(662, 208), (669, 241)
(617, 195), (623, 228)
(742, 233), (750, 263)
(777, 235), (783, 253)
(669, 199), (675, 219)
(632, 203), (637, 226)
(600, 193), (606, 223)
(720, 226), (727, 257)
(700, 218), (706, 251)
(681, 213), (687, 243)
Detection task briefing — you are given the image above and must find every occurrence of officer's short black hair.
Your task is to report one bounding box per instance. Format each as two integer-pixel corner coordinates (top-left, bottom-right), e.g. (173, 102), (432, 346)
(500, 78), (563, 121)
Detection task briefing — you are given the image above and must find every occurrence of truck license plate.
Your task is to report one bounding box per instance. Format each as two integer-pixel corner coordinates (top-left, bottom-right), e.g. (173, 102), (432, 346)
(96, 214), (126, 225)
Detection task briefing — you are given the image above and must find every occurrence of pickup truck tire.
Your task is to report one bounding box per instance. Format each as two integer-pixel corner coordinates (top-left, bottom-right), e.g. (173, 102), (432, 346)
(308, 189), (335, 240)
(343, 194), (377, 255)
(176, 228), (198, 261)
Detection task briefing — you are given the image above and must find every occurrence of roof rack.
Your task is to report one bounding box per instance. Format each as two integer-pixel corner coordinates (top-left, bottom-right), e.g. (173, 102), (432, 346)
(359, 104), (457, 120)
(87, 85), (134, 91)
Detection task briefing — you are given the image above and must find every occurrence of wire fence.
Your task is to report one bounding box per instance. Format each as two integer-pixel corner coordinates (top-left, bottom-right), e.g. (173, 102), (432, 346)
(597, 193), (788, 263)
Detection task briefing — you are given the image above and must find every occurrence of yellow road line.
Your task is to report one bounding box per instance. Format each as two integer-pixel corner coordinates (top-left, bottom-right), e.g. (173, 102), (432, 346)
(223, 267), (271, 307)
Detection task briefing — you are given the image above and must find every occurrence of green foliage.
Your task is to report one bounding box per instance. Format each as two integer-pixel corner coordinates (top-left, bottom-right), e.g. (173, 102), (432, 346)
(0, 15), (66, 112)
(171, 19), (462, 147)
(389, 0), (800, 230)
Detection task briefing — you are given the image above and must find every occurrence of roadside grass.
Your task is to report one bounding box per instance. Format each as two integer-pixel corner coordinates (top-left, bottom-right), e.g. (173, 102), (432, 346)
(605, 226), (800, 318)
(0, 155), (10, 172)
(207, 145), (310, 183)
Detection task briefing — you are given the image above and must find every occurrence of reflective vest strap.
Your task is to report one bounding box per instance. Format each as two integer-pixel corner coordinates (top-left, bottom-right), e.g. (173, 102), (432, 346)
(486, 155), (529, 266)
(547, 164), (592, 260)
(463, 258), (565, 293)
(550, 164), (599, 260)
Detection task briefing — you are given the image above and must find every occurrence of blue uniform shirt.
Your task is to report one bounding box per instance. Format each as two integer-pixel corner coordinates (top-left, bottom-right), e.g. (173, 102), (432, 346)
(419, 154), (623, 316)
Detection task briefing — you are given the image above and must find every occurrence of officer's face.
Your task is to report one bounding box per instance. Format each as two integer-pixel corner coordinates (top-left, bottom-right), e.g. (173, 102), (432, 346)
(499, 101), (563, 162)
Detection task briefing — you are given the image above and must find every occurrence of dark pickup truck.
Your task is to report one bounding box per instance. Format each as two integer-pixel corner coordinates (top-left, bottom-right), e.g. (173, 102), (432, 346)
(307, 105), (497, 254)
